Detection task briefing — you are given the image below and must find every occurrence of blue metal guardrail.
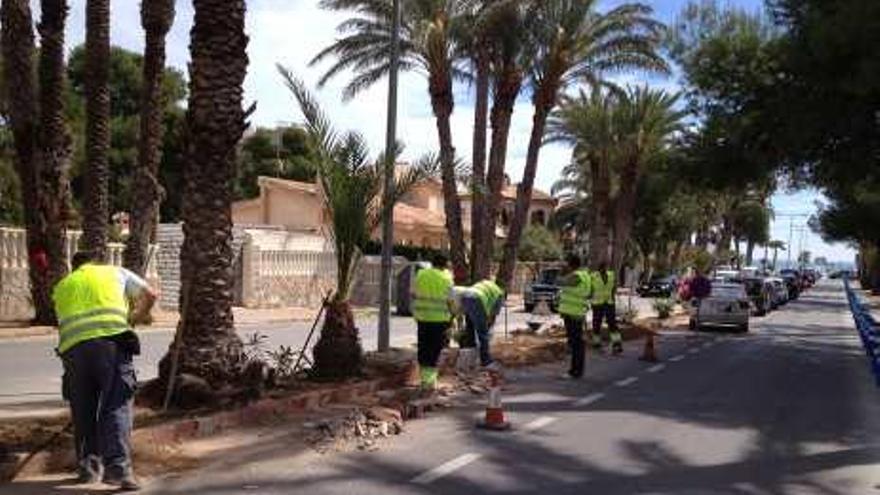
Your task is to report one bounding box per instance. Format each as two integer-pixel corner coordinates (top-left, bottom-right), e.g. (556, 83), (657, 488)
(843, 279), (880, 387)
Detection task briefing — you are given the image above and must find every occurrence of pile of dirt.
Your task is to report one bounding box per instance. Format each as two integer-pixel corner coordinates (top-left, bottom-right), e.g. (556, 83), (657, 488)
(492, 327), (569, 368)
(302, 406), (404, 454)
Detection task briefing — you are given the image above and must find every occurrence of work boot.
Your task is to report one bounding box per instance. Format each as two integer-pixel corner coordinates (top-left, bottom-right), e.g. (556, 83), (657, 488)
(612, 342), (623, 355)
(103, 472), (141, 492)
(75, 456), (102, 484)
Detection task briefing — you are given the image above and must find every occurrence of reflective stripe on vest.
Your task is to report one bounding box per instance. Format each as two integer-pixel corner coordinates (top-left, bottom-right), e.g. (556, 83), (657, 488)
(472, 280), (504, 315)
(591, 270), (616, 305)
(53, 264), (130, 354)
(559, 270), (591, 317)
(413, 268), (453, 322)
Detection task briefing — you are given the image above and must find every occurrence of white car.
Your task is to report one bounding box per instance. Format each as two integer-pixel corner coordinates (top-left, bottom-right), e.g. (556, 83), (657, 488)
(689, 283), (751, 332)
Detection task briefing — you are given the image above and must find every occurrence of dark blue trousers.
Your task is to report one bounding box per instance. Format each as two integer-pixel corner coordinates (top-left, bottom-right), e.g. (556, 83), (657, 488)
(62, 338), (136, 479)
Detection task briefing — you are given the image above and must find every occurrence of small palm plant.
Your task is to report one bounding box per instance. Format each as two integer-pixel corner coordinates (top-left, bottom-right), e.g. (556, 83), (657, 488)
(278, 65), (435, 379)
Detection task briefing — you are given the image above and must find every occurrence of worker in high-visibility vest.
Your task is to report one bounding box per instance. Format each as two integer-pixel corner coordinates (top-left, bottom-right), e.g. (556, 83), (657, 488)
(590, 261), (622, 354)
(451, 279), (505, 372)
(558, 255), (592, 378)
(53, 250), (157, 490)
(412, 254), (454, 390)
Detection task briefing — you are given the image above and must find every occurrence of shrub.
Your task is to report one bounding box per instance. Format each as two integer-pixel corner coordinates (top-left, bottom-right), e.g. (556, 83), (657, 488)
(653, 298), (674, 319)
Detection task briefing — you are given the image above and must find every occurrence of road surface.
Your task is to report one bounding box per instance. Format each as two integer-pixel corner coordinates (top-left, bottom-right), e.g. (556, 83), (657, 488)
(126, 280), (880, 494)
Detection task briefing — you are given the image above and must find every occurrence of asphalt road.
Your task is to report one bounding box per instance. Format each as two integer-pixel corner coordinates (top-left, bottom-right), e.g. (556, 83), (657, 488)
(135, 280), (880, 495)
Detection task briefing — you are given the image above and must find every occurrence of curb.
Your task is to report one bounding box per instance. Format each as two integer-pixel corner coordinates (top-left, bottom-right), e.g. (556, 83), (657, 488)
(10, 365), (414, 480)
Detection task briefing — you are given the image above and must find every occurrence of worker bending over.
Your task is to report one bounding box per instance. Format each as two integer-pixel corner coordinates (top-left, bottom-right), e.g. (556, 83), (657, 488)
(53, 250), (157, 491)
(452, 279), (505, 373)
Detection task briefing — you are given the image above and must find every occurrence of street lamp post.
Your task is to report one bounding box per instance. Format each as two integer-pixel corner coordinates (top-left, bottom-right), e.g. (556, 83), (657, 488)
(378, 0), (401, 353)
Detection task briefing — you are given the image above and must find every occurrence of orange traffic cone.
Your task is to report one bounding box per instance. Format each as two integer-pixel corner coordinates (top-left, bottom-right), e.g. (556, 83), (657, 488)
(477, 370), (511, 431)
(639, 331), (659, 362)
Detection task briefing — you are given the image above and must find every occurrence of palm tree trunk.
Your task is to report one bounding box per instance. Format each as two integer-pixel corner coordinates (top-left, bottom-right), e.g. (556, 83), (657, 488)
(429, 72), (467, 279)
(497, 89), (555, 288)
(611, 158), (639, 274)
(160, 0), (250, 392)
(589, 155), (612, 270)
(483, 69), (522, 279)
(37, 0), (73, 293)
(313, 298), (363, 379)
(746, 240), (755, 267)
(124, 0), (175, 276)
(1, 0), (54, 324)
(81, 0), (111, 259)
(469, 52), (490, 282)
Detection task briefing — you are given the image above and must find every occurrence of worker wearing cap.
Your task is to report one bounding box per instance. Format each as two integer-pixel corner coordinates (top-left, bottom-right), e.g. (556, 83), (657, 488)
(590, 261), (622, 354)
(412, 254), (454, 391)
(53, 250), (157, 491)
(451, 279), (505, 373)
(558, 255), (592, 378)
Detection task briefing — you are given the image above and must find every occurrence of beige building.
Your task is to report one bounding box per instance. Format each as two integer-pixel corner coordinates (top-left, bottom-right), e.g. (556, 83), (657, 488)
(232, 174), (557, 250)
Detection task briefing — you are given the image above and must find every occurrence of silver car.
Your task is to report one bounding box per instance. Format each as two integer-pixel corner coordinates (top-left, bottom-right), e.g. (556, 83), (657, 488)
(689, 283), (751, 332)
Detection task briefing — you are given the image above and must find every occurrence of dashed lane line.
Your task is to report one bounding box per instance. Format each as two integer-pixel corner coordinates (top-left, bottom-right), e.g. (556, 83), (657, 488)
(522, 416), (558, 433)
(687, 347), (701, 354)
(669, 354), (686, 362)
(646, 364), (666, 373)
(615, 376), (639, 387)
(411, 453), (483, 485)
(573, 392), (605, 407)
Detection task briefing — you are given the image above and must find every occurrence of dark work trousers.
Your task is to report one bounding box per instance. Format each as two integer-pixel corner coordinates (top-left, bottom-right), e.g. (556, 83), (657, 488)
(563, 316), (586, 377)
(592, 303), (618, 341)
(417, 321), (449, 368)
(460, 295), (497, 366)
(62, 338), (136, 479)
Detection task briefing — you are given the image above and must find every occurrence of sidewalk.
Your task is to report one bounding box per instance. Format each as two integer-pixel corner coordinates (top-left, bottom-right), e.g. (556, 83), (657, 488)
(0, 305), (379, 341)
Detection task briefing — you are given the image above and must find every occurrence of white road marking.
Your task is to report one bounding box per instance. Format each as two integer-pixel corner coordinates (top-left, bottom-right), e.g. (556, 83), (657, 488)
(615, 376), (639, 387)
(573, 392), (605, 407)
(411, 453), (483, 485)
(669, 354), (686, 362)
(647, 364), (666, 373)
(688, 347), (700, 354)
(522, 416), (557, 432)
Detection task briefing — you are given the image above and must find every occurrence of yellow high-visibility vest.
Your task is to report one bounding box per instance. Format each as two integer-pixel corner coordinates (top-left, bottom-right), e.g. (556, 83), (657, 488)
(472, 279), (504, 314)
(413, 268), (453, 323)
(53, 264), (130, 354)
(591, 270), (616, 306)
(559, 270), (592, 318)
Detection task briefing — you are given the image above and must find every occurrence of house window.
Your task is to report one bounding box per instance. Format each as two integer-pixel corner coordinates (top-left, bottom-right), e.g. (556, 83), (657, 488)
(530, 210), (546, 226)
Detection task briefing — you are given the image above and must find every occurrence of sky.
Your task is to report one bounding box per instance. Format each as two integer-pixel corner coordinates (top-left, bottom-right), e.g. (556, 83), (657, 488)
(38, 0), (855, 263)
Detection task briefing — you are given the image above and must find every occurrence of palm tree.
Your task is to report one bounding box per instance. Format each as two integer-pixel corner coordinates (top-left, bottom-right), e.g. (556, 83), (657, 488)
(161, 0), (251, 392)
(37, 0), (73, 296)
(496, 0), (667, 286)
(81, 0), (111, 259)
(548, 88), (618, 268)
(1, 0), (54, 323)
(609, 86), (684, 273)
(124, 0), (176, 276)
(311, 0), (470, 278)
(768, 240), (785, 271)
(279, 67), (434, 378)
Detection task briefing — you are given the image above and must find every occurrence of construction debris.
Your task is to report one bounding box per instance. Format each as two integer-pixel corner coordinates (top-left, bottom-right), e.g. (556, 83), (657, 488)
(302, 407), (404, 454)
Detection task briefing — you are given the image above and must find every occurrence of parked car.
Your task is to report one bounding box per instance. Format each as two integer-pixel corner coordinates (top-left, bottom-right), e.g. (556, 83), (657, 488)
(637, 275), (678, 298)
(689, 282), (751, 332)
(781, 274), (801, 300)
(524, 268), (561, 313)
(766, 277), (789, 308)
(743, 277), (773, 316)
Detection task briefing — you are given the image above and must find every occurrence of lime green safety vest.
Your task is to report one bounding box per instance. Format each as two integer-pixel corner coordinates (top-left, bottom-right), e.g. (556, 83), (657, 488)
(591, 270), (616, 306)
(53, 264), (130, 354)
(472, 280), (505, 315)
(413, 267), (453, 323)
(559, 270), (592, 318)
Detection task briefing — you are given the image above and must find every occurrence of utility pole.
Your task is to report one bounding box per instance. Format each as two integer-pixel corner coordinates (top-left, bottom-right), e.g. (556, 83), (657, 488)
(378, 0), (401, 353)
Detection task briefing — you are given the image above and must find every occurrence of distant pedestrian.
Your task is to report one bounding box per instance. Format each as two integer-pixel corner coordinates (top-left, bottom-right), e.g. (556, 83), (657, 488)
(590, 261), (622, 355)
(53, 250), (157, 490)
(411, 253), (454, 391)
(558, 255), (592, 379)
(451, 279), (505, 373)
